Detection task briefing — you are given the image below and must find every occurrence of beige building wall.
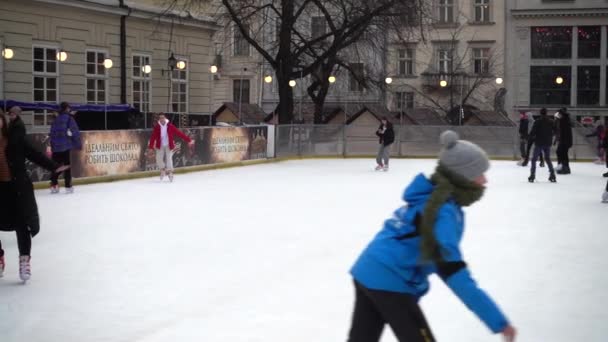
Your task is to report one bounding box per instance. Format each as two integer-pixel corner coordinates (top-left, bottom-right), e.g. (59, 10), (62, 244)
(0, 0), (218, 130)
(386, 0), (506, 114)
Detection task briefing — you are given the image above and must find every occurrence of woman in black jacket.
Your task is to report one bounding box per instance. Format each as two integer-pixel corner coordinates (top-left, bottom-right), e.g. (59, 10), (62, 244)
(375, 117), (395, 171)
(0, 108), (68, 282)
(555, 108), (573, 175)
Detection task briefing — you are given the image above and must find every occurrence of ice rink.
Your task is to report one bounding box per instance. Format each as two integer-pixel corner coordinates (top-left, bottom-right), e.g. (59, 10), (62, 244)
(1, 159), (607, 342)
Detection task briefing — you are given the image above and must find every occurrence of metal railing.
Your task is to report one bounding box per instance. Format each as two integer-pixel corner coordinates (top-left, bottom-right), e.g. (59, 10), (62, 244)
(275, 124), (598, 160)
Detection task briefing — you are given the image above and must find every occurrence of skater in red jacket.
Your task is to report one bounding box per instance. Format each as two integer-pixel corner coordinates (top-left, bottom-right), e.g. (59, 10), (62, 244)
(148, 113), (193, 182)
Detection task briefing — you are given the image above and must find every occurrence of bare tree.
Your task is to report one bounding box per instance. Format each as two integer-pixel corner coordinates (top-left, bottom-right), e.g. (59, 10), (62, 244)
(162, 0), (421, 124)
(387, 4), (504, 125)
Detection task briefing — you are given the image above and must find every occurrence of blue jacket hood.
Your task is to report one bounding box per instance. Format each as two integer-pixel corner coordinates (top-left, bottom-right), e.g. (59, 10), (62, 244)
(403, 173), (434, 206)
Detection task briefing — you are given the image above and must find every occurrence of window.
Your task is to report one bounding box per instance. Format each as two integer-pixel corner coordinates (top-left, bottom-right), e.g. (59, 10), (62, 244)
(171, 61), (188, 113)
(349, 63), (364, 92)
(472, 48), (490, 74)
(438, 48), (453, 73)
(311, 17), (326, 39)
(530, 66), (571, 105)
(234, 24), (250, 56)
(474, 0), (490, 22)
(531, 27), (572, 59)
(399, 3), (419, 26)
(132, 55), (151, 113)
(32, 46), (58, 126)
(398, 49), (414, 76)
(578, 26), (601, 59)
(438, 0), (454, 23)
(86, 50), (107, 104)
(396, 92), (414, 110)
(577, 66), (600, 106)
(233, 79), (250, 104)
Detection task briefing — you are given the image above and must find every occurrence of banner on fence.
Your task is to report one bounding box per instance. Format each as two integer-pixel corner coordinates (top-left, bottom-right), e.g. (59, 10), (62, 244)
(25, 126), (268, 182)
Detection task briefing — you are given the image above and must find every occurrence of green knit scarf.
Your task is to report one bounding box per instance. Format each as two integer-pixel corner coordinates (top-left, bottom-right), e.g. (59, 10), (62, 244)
(420, 164), (486, 262)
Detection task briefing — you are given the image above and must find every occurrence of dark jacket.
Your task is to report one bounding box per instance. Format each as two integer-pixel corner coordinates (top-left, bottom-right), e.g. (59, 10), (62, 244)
(556, 113), (573, 148)
(518, 117), (529, 138)
(376, 122), (395, 146)
(530, 116), (556, 147)
(49, 111), (81, 152)
(0, 117), (58, 235)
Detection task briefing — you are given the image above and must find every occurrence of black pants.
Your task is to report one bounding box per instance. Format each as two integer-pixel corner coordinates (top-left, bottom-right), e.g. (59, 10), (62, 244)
(525, 140), (544, 164)
(0, 228), (31, 257)
(531, 145), (555, 174)
(519, 137), (527, 158)
(556, 144), (570, 170)
(0, 182), (31, 256)
(50, 150), (72, 188)
(347, 281), (435, 342)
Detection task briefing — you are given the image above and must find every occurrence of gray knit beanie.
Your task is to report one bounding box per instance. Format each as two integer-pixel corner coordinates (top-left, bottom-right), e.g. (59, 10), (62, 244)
(438, 130), (490, 181)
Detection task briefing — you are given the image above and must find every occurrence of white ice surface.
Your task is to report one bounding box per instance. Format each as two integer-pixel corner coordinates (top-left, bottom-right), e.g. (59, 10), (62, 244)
(1, 159), (607, 342)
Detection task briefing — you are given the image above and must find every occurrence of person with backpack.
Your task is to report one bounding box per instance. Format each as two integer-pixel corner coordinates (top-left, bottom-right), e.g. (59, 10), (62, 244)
(528, 108), (556, 183)
(374, 117), (395, 172)
(348, 130), (516, 342)
(49, 102), (81, 194)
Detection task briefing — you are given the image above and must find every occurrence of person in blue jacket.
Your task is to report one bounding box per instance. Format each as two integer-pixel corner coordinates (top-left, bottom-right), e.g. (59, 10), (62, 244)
(348, 130), (516, 342)
(49, 102), (81, 194)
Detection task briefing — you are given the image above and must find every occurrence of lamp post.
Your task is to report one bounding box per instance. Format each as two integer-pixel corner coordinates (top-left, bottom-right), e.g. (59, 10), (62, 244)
(104, 58), (113, 129)
(385, 77), (403, 156)
(210, 65), (218, 125)
(2, 46), (14, 111)
(238, 67), (247, 125)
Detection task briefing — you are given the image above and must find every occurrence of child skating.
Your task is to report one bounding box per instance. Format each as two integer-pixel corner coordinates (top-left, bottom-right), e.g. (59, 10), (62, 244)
(147, 113), (193, 182)
(347, 130), (516, 342)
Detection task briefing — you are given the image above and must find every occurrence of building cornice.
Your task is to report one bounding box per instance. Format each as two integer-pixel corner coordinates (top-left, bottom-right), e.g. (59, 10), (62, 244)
(31, 0), (221, 31)
(511, 8), (608, 19)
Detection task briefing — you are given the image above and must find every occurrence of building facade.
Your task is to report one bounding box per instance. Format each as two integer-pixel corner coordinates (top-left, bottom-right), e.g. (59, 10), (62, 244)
(386, 0), (506, 122)
(0, 0), (219, 130)
(505, 0), (608, 121)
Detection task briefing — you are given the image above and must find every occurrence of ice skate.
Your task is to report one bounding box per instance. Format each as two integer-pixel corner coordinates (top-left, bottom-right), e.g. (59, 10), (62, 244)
(19, 255), (31, 282)
(168, 171), (174, 182)
(549, 172), (556, 183)
(383, 165), (389, 172)
(0, 254), (5, 278)
(65, 187), (74, 194)
(160, 169), (166, 181)
(593, 158), (604, 165)
(528, 173), (535, 183)
(50, 185), (59, 194)
(374, 164), (384, 171)
(603, 171), (608, 178)
(602, 191), (608, 203)
(539, 161), (545, 168)
(557, 166), (570, 175)
(520, 160), (528, 167)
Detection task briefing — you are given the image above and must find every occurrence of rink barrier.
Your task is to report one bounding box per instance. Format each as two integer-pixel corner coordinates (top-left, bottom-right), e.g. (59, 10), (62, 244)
(27, 125), (271, 186)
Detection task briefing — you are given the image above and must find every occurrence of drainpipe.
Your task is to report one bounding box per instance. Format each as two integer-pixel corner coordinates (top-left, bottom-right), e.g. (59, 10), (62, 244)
(119, 0), (130, 104)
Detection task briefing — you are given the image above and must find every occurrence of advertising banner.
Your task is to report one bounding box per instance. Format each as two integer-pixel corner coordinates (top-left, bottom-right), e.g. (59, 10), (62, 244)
(25, 126), (268, 182)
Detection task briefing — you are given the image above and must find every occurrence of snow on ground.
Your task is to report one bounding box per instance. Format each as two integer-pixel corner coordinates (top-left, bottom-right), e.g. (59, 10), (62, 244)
(0, 159), (607, 342)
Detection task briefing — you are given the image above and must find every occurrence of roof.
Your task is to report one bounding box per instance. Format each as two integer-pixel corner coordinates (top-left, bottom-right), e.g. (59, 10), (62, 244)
(33, 0), (219, 30)
(467, 110), (516, 127)
(214, 103), (267, 124)
(345, 104), (392, 125)
(406, 108), (449, 125)
(391, 111), (418, 125)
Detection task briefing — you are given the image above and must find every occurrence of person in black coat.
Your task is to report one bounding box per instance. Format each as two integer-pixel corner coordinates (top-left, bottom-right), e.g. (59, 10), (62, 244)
(555, 108), (573, 175)
(375, 117), (395, 171)
(0, 107), (68, 281)
(528, 108), (556, 183)
(602, 125), (608, 178)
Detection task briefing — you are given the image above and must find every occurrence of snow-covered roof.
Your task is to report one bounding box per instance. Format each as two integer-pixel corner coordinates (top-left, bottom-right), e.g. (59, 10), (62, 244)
(33, 0), (218, 29)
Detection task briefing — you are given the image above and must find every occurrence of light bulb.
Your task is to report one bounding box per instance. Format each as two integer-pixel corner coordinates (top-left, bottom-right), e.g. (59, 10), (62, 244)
(103, 58), (113, 69)
(142, 65), (152, 74)
(2, 48), (14, 60)
(176, 60), (186, 70)
(264, 75), (273, 83)
(289, 80), (296, 87)
(56, 51), (68, 62)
